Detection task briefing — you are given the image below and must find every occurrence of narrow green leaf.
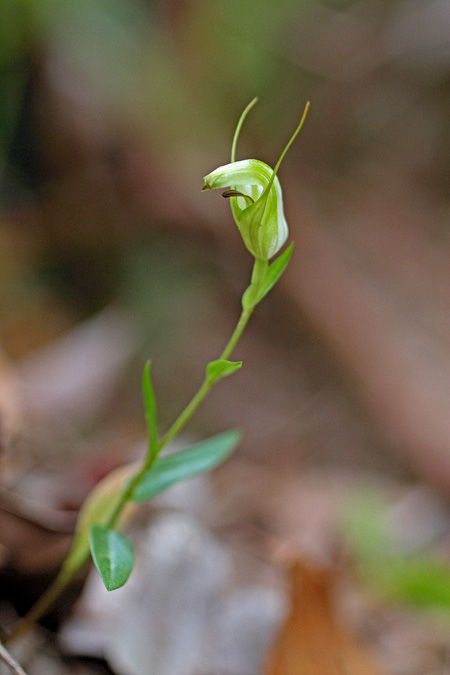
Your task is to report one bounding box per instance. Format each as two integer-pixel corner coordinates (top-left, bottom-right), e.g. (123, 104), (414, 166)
(206, 359), (242, 384)
(89, 525), (134, 591)
(254, 243), (293, 305)
(132, 428), (241, 502)
(345, 492), (450, 609)
(142, 360), (158, 460)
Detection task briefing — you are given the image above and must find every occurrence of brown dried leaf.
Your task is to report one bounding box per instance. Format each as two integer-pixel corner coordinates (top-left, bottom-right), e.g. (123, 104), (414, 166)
(265, 560), (383, 675)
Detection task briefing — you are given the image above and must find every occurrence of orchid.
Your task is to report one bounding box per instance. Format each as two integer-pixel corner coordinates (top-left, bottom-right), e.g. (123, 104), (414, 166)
(5, 98), (309, 651)
(202, 98), (309, 262)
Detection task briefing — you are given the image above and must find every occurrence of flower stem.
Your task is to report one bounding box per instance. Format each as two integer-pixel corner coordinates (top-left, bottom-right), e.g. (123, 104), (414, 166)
(161, 258), (267, 446)
(5, 257), (266, 644)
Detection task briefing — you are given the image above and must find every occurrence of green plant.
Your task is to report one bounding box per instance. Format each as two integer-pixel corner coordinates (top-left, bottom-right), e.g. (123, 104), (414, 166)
(5, 97), (309, 644)
(345, 492), (450, 612)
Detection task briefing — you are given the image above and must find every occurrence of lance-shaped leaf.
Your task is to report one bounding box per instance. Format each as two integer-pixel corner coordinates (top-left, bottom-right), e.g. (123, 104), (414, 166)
(89, 525), (134, 591)
(243, 243), (294, 309)
(132, 429), (241, 502)
(206, 359), (242, 384)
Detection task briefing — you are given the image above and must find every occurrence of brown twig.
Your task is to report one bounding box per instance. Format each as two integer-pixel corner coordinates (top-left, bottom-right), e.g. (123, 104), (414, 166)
(0, 641), (28, 675)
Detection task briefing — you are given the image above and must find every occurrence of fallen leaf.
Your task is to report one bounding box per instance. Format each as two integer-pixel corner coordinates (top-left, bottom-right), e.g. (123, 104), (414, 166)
(264, 559), (383, 675)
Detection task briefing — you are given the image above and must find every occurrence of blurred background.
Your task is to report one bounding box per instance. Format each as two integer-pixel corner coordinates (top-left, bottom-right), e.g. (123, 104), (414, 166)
(2, 0), (450, 670)
(2, 0), (450, 483)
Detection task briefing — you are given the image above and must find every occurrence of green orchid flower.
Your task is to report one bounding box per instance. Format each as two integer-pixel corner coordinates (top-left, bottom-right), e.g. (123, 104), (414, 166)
(202, 98), (309, 261)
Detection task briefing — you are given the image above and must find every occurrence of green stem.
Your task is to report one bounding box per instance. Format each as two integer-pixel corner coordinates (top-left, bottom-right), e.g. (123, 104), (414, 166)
(159, 379), (212, 450)
(159, 258), (266, 447)
(6, 257), (266, 643)
(231, 97), (258, 163)
(156, 305), (252, 452)
(105, 449), (158, 532)
(103, 259), (267, 530)
(158, 303), (253, 450)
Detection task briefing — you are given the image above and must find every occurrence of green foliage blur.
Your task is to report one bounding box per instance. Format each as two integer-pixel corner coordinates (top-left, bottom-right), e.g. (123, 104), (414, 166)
(1, 0), (309, 183)
(3, 0), (450, 209)
(2, 0), (450, 454)
(346, 493), (450, 612)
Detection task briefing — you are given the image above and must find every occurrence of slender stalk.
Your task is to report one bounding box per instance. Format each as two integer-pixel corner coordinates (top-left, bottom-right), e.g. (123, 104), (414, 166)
(0, 640), (28, 675)
(159, 303), (256, 449)
(107, 297), (257, 529)
(6, 259), (265, 644)
(160, 259), (267, 447)
(231, 97), (258, 163)
(218, 307), (252, 360)
(262, 101), (310, 198)
(105, 457), (155, 532)
(159, 379), (212, 451)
